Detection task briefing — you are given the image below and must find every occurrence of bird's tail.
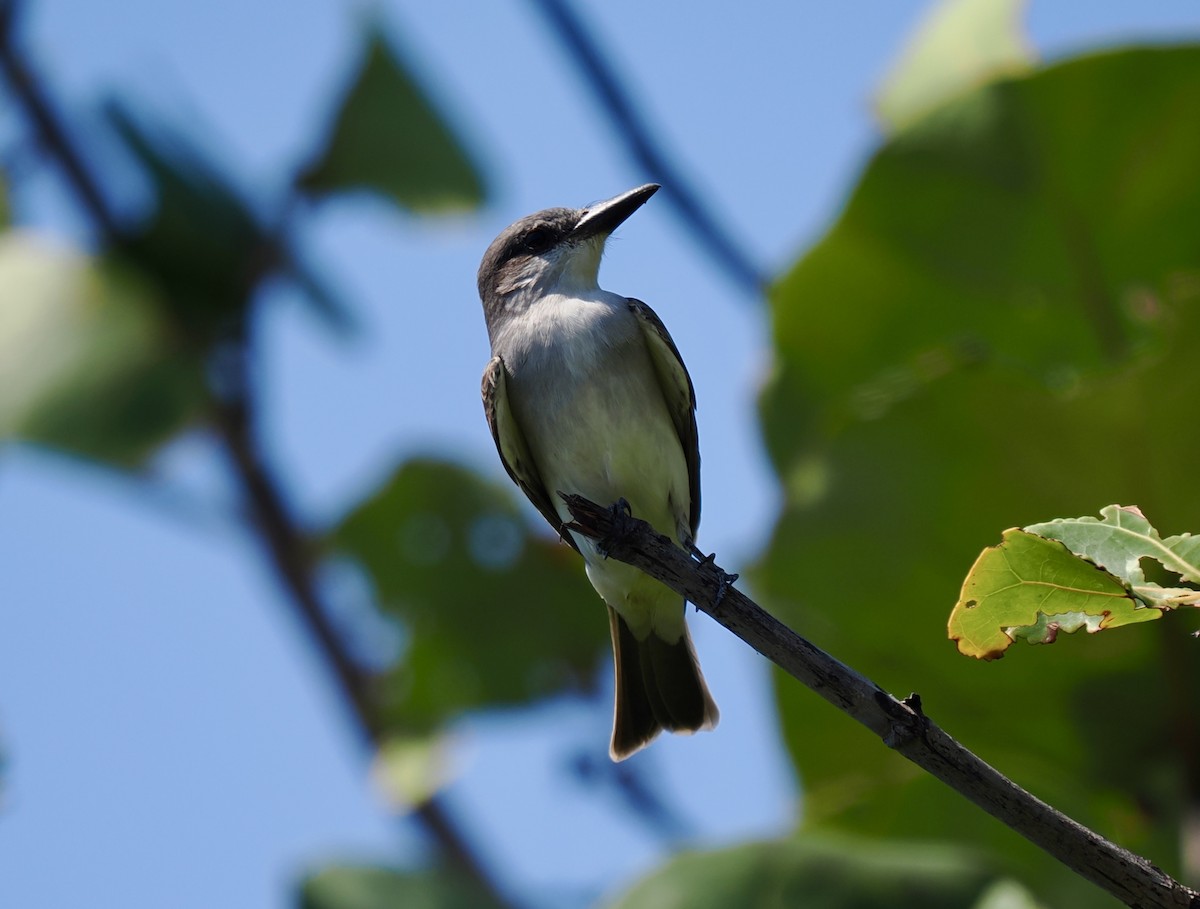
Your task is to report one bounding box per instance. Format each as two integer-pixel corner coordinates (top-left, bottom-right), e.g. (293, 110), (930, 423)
(607, 605), (719, 761)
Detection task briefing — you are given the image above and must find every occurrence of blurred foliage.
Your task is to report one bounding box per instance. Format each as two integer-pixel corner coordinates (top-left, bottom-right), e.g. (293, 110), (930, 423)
(300, 865), (504, 909)
(299, 26), (486, 212)
(369, 732), (457, 812)
(104, 99), (353, 335)
(331, 459), (606, 732)
(759, 43), (1200, 906)
(875, 0), (1033, 132)
(0, 232), (206, 463)
(0, 14), (484, 460)
(604, 834), (1031, 909)
(105, 100), (270, 340)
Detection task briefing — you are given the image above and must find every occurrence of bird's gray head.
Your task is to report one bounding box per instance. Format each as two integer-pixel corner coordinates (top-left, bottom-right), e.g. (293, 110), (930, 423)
(477, 184), (660, 323)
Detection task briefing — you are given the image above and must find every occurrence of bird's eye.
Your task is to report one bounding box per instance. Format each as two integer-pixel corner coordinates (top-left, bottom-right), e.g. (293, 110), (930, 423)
(524, 226), (554, 252)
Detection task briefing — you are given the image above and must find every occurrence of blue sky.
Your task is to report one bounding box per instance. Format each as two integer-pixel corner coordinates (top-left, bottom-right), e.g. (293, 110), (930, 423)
(1, 2), (1197, 907)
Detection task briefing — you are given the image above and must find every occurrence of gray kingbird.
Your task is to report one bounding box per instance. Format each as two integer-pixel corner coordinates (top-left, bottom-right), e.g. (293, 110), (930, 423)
(478, 183), (718, 760)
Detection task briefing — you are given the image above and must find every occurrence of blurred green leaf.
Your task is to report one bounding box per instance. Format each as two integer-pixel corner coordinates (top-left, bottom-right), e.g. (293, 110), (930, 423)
(104, 100), (270, 337)
(0, 176), (8, 226)
(758, 45), (1200, 902)
(604, 834), (999, 909)
(300, 865), (502, 909)
(370, 731), (456, 810)
(299, 25), (486, 212)
(332, 459), (605, 731)
(0, 231), (206, 464)
(876, 0), (1034, 132)
(970, 879), (1049, 909)
(949, 528), (1156, 660)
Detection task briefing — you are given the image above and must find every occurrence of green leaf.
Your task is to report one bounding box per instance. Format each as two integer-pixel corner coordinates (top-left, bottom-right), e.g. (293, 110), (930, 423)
(604, 834), (998, 909)
(1027, 505), (1200, 587)
(331, 459), (605, 731)
(759, 45), (1200, 899)
(948, 528), (1156, 660)
(299, 866), (502, 909)
(765, 45), (1200, 464)
(0, 175), (8, 227)
(971, 879), (1050, 909)
(876, 0), (1034, 132)
(370, 732), (455, 810)
(0, 232), (206, 464)
(299, 25), (485, 212)
(104, 100), (270, 338)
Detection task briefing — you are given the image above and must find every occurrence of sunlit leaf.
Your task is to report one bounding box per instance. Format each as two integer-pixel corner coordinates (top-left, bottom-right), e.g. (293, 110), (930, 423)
(299, 25), (485, 212)
(331, 459), (605, 731)
(876, 0), (1034, 132)
(0, 231), (205, 464)
(948, 529), (1157, 660)
(1027, 505), (1200, 587)
(605, 834), (998, 909)
(299, 866), (501, 909)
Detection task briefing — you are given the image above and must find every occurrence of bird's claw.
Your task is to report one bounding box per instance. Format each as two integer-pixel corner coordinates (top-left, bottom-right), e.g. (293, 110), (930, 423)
(598, 498), (636, 556)
(688, 543), (737, 606)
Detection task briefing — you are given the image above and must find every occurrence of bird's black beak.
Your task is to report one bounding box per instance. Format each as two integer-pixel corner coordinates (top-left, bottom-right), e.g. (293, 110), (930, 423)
(572, 183), (660, 242)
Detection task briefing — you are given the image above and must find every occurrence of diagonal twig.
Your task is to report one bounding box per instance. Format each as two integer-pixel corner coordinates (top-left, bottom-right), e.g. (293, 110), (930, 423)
(561, 493), (1200, 909)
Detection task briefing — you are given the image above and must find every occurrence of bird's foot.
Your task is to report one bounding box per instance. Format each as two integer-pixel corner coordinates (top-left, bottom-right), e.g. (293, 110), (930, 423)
(687, 543), (738, 606)
(598, 498), (635, 557)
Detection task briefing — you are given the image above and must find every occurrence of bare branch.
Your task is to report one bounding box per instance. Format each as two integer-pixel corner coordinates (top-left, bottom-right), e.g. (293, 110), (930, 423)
(562, 493), (1200, 909)
(0, 0), (121, 239)
(527, 0), (766, 296)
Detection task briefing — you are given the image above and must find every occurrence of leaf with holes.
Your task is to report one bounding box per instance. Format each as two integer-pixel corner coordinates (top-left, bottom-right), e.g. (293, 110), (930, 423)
(1026, 505), (1200, 594)
(949, 528), (1161, 659)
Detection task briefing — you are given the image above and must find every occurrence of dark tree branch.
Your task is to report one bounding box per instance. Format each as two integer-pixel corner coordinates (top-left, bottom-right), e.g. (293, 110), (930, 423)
(212, 370), (512, 904)
(0, 8), (514, 905)
(527, 0), (767, 297)
(561, 493), (1200, 909)
(0, 0), (120, 239)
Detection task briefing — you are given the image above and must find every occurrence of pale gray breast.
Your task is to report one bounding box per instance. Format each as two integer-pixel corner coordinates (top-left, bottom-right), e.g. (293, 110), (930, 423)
(500, 296), (689, 539)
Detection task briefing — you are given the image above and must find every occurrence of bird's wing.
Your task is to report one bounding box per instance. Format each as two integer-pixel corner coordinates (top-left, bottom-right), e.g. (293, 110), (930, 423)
(482, 355), (581, 553)
(626, 298), (701, 538)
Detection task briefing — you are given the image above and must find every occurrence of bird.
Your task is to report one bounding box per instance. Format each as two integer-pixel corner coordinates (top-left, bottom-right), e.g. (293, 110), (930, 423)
(477, 183), (718, 760)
